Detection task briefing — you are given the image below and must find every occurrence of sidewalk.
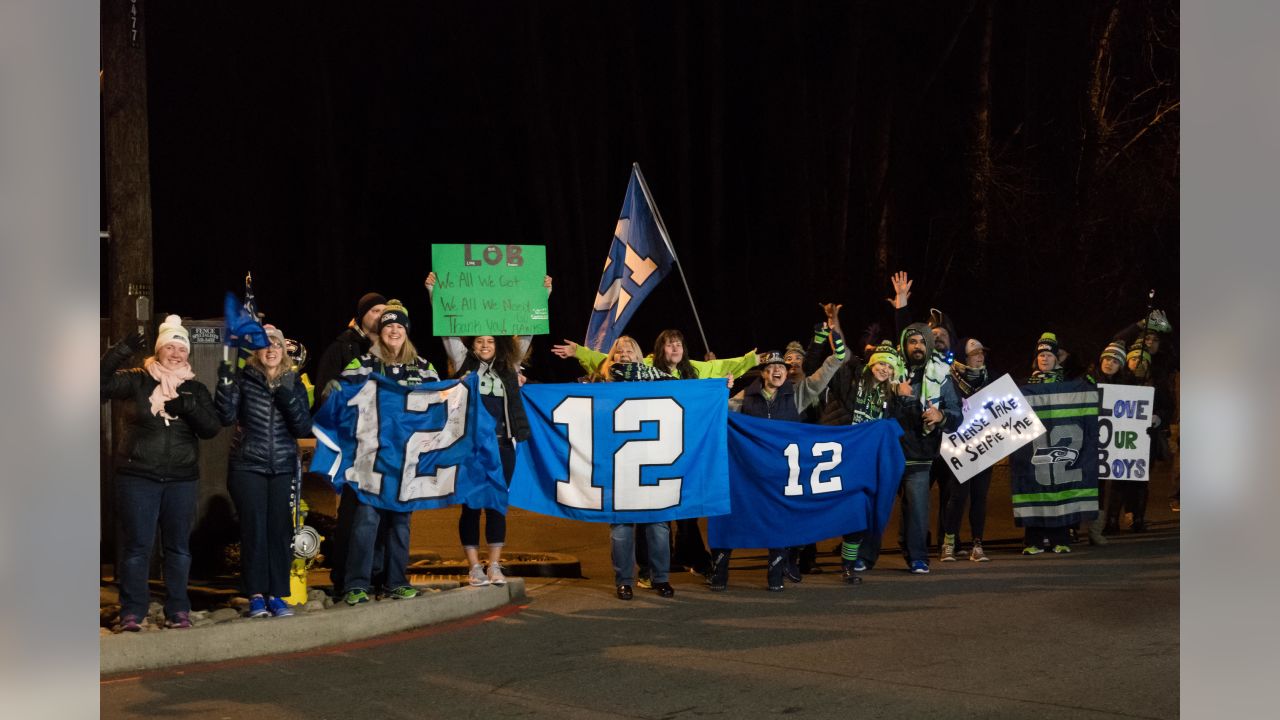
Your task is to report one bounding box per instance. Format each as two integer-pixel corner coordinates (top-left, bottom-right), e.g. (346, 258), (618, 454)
(100, 578), (526, 675)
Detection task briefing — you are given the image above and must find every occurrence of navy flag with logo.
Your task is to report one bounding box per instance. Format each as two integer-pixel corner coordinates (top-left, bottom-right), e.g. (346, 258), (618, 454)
(1009, 379), (1101, 526)
(584, 165), (675, 352)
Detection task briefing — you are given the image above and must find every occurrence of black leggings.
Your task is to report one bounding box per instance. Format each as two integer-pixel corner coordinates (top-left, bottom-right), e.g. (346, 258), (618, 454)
(458, 436), (515, 547)
(1107, 481), (1148, 523)
(942, 466), (992, 539)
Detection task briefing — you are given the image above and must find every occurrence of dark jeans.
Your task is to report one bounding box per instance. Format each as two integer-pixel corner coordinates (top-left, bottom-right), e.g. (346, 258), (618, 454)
(330, 484), (389, 595)
(459, 436), (515, 548)
(345, 503), (411, 593)
(859, 463), (932, 567)
(942, 466), (992, 540)
(227, 469), (294, 598)
(115, 473), (198, 620)
(610, 522), (670, 585)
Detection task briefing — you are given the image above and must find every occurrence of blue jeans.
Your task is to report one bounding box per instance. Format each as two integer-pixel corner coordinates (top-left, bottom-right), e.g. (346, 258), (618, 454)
(115, 473), (198, 619)
(345, 502), (411, 593)
(858, 463), (932, 567)
(610, 522), (670, 585)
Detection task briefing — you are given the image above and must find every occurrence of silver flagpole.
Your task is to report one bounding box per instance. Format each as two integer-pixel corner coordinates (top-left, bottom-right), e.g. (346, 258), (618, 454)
(631, 162), (712, 355)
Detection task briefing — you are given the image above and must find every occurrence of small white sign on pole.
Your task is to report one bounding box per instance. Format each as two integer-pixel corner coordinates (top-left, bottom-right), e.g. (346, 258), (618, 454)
(942, 374), (1046, 483)
(1096, 383), (1155, 482)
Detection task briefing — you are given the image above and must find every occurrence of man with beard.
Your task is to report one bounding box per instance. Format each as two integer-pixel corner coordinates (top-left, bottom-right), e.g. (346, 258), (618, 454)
(864, 274), (964, 574)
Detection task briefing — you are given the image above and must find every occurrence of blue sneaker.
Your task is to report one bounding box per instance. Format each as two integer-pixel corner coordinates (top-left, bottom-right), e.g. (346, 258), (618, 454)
(909, 560), (930, 574)
(852, 559), (869, 573)
(266, 596), (294, 617)
(246, 595), (269, 618)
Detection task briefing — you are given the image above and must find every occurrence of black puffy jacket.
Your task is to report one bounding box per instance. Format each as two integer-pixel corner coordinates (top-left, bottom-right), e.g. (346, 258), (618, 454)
(101, 340), (222, 481)
(215, 364), (313, 475)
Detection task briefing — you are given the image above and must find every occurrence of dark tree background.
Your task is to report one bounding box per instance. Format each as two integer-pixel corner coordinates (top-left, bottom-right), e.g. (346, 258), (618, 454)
(130, 0), (1178, 382)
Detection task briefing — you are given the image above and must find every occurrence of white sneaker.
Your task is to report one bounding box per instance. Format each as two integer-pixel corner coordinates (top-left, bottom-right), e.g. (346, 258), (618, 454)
(969, 541), (991, 562)
(487, 563), (507, 586)
(468, 563), (490, 587)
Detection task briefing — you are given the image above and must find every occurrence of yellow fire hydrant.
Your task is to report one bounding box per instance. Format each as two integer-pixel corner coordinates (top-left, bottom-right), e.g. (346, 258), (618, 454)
(285, 497), (323, 606)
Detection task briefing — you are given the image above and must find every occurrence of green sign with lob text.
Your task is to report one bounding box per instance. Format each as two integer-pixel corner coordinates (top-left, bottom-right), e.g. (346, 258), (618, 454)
(430, 244), (549, 336)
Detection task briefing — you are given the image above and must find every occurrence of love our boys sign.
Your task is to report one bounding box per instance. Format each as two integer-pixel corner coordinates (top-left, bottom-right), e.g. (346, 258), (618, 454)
(1096, 383), (1155, 482)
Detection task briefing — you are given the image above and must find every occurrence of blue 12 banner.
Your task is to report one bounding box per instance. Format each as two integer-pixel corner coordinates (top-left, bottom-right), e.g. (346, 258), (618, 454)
(707, 413), (906, 549)
(510, 380), (908, 549)
(310, 374), (508, 513)
(509, 379), (731, 524)
(314, 375), (910, 548)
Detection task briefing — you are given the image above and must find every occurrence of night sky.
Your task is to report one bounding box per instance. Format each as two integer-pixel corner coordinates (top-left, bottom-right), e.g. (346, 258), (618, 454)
(131, 1), (1178, 382)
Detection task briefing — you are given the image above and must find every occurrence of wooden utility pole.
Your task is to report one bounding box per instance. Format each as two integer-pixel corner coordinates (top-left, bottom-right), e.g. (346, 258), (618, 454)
(969, 0), (993, 269)
(101, 0), (156, 563)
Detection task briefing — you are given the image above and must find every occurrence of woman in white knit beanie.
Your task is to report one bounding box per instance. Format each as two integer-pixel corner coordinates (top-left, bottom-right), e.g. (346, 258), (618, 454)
(100, 315), (221, 631)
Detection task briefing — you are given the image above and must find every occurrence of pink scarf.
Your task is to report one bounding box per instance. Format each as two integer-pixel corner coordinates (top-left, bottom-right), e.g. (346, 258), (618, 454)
(144, 357), (196, 421)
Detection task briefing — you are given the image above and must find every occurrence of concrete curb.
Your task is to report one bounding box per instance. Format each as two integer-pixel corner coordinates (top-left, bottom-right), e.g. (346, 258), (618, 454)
(100, 579), (526, 675)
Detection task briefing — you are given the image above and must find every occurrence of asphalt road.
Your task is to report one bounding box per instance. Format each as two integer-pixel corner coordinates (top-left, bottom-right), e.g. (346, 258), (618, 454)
(102, 466), (1180, 719)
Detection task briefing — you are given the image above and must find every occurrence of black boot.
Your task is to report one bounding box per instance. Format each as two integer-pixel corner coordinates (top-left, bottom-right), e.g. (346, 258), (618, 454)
(840, 561), (863, 585)
(766, 549), (786, 591)
(708, 549), (730, 591)
(784, 547), (803, 583)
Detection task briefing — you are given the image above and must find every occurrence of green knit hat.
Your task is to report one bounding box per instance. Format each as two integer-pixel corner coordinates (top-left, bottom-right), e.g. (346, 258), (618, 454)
(1126, 341), (1151, 367)
(1035, 332), (1059, 355)
(868, 341), (903, 378)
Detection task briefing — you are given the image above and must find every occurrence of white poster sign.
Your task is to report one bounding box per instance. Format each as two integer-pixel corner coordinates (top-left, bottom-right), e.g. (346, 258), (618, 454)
(942, 374), (1046, 482)
(1096, 383), (1154, 482)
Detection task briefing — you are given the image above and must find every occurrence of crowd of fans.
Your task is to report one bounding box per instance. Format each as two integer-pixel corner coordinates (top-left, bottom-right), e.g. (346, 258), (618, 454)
(101, 271), (1177, 628)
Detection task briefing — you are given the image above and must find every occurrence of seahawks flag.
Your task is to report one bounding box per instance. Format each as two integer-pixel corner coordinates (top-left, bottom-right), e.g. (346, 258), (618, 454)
(1009, 379), (1100, 527)
(584, 164), (675, 352)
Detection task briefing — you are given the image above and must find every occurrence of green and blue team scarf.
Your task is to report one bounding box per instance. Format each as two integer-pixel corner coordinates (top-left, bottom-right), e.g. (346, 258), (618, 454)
(1009, 379), (1100, 527)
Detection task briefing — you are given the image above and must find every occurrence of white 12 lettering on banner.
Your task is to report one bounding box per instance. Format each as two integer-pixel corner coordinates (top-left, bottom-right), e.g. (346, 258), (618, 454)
(942, 374), (1047, 482)
(1096, 383), (1154, 482)
(551, 396), (685, 512)
(343, 380), (470, 501)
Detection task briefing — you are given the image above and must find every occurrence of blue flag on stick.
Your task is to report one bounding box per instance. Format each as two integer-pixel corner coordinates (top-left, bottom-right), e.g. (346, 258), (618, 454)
(223, 291), (269, 350)
(584, 166), (675, 352)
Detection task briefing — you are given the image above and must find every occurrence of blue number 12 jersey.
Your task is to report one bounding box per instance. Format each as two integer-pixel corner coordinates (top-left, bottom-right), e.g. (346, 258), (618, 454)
(310, 373), (507, 512)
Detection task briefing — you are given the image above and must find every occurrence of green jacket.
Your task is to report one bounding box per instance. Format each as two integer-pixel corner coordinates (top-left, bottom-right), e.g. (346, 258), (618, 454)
(574, 344), (758, 379)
